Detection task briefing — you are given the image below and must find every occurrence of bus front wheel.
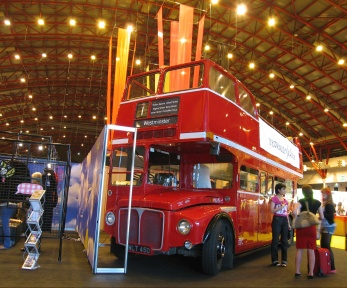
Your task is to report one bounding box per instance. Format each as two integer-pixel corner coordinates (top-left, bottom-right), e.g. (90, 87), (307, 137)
(201, 219), (234, 275)
(110, 236), (126, 260)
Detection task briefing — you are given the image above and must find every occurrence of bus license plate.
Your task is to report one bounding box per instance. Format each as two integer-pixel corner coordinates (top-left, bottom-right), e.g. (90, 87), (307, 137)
(128, 244), (152, 255)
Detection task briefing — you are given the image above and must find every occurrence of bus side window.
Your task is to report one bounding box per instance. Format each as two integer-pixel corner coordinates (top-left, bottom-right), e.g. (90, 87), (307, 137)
(240, 165), (258, 192)
(260, 172), (267, 194)
(238, 85), (256, 117)
(268, 175), (274, 195)
(208, 68), (236, 102)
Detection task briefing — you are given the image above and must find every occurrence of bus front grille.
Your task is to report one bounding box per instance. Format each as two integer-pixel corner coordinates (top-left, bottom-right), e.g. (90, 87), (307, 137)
(118, 208), (164, 250)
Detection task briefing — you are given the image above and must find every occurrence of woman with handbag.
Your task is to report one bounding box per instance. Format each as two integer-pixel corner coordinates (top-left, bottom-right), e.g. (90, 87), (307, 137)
(294, 184), (324, 279)
(320, 187), (336, 273)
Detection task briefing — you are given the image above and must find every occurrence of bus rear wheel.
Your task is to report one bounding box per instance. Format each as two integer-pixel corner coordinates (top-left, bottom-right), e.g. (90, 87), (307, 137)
(201, 220), (234, 275)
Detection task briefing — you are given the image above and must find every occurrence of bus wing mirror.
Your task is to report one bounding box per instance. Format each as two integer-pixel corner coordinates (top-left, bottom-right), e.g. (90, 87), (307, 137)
(210, 142), (220, 156)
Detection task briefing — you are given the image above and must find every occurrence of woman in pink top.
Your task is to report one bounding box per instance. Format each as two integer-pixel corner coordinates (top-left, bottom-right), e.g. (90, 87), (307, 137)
(270, 183), (291, 267)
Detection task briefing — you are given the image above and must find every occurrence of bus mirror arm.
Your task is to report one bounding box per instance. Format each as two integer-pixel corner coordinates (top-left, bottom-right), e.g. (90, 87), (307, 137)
(209, 141), (220, 156)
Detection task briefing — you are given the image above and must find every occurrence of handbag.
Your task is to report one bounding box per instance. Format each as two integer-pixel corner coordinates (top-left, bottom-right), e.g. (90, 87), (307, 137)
(320, 218), (336, 234)
(293, 201), (320, 229)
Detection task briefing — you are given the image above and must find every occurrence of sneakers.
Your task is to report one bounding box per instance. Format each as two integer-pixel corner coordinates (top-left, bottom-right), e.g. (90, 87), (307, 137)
(272, 260), (287, 267)
(272, 261), (279, 266)
(281, 261), (287, 267)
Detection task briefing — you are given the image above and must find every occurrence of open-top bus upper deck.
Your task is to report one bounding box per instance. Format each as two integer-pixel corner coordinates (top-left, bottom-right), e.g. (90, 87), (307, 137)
(113, 59), (303, 179)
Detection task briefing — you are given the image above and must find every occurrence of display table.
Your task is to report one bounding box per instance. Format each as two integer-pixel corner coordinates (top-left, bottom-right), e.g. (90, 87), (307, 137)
(334, 215), (347, 236)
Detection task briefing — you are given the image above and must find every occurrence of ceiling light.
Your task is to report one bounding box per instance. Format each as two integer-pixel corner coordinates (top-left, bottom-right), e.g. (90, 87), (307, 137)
(338, 59), (345, 65)
(78, 115), (81, 118)
(38, 19), (44, 25)
(343, 123), (347, 127)
(34, 118), (38, 121)
(180, 38), (187, 43)
(204, 45), (210, 51)
(69, 19), (76, 26)
(236, 4), (247, 15)
(269, 111), (273, 115)
(32, 107), (36, 111)
(15, 54), (20, 59)
(256, 103), (260, 107)
(6, 123), (9, 126)
(64, 115), (67, 118)
(316, 44), (323, 52)
(249, 62), (255, 69)
(20, 78), (26, 83)
(286, 122), (289, 125)
(28, 94), (33, 99)
(306, 95), (311, 100)
(20, 120), (24, 123)
(4, 19), (11, 25)
(49, 115), (53, 119)
(42, 53), (47, 58)
(84, 135), (87, 138)
(289, 84), (294, 89)
(127, 25), (134, 33)
(310, 142), (314, 145)
(91, 55), (96, 60)
(324, 108), (329, 112)
(211, 0), (218, 4)
(98, 21), (105, 29)
(269, 72), (275, 78)
(92, 115), (96, 119)
(227, 53), (233, 59)
(135, 59), (141, 65)
(299, 132), (303, 136)
(268, 17), (276, 26)
(68, 53), (73, 59)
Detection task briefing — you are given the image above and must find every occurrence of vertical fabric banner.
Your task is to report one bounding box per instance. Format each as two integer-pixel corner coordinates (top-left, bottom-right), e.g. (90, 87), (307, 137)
(177, 4), (194, 65)
(106, 36), (112, 125)
(157, 6), (164, 68)
(112, 28), (131, 125)
(170, 21), (179, 66)
(193, 14), (205, 87)
(177, 4), (194, 89)
(170, 21), (179, 91)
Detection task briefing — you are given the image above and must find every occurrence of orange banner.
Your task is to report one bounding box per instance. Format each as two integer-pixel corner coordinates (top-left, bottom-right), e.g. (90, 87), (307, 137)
(193, 14), (205, 87)
(170, 21), (179, 91)
(177, 4), (194, 65)
(112, 28), (131, 125)
(106, 36), (112, 125)
(157, 6), (164, 68)
(177, 4), (194, 89)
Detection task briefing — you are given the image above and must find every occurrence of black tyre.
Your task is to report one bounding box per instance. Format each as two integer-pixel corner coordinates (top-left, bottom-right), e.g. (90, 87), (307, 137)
(110, 236), (126, 260)
(201, 220), (234, 276)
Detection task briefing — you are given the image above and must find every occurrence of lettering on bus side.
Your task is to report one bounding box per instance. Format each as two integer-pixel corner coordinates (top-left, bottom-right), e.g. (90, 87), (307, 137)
(135, 116), (178, 128)
(150, 98), (180, 117)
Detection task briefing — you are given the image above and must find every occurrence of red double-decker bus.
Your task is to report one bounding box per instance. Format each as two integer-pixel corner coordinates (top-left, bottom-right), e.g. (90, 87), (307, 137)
(104, 59), (303, 275)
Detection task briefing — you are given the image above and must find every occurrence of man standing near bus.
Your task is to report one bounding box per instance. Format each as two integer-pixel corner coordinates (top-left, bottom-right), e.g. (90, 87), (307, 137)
(270, 183), (291, 267)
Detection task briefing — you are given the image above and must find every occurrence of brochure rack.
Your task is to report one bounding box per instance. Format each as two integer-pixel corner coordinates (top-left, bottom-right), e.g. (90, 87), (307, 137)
(22, 190), (45, 270)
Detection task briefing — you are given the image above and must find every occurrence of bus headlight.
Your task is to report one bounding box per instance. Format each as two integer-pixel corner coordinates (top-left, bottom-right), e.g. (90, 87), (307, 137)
(105, 212), (116, 226)
(177, 219), (191, 235)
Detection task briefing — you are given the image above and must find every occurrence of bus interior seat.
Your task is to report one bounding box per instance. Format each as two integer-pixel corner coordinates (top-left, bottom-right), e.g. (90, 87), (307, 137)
(194, 164), (212, 188)
(153, 173), (174, 186)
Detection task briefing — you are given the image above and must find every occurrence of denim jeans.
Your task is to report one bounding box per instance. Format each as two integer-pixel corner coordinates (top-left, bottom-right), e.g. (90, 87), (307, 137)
(0, 205), (17, 248)
(271, 216), (289, 263)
